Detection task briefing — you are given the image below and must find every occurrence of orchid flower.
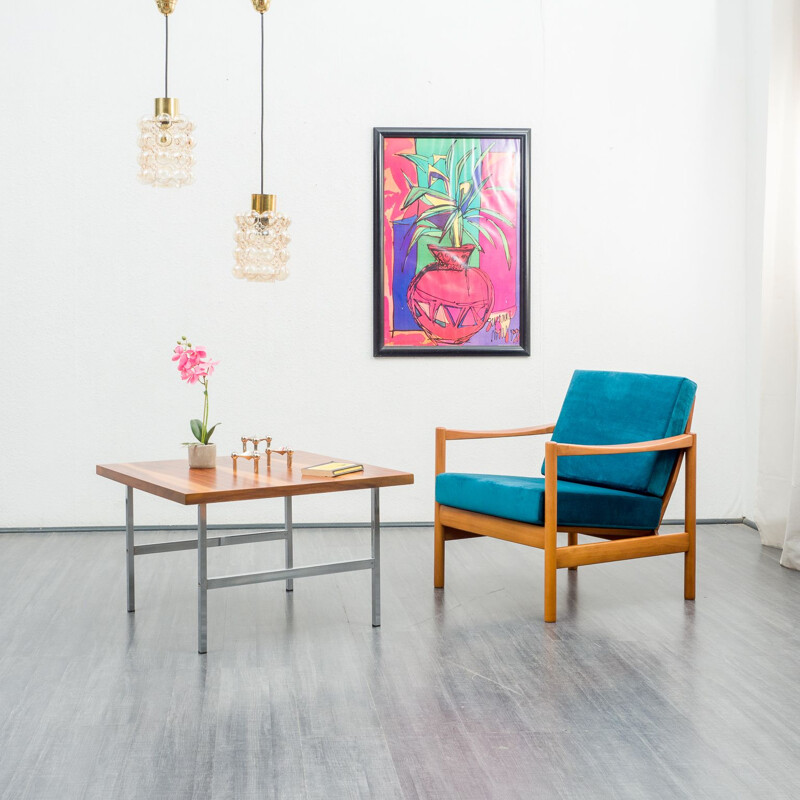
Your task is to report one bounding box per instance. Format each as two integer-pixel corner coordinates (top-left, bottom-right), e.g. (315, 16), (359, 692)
(173, 336), (220, 445)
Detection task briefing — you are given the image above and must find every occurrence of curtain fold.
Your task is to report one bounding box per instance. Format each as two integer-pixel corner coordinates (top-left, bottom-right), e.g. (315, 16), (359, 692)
(754, 0), (800, 570)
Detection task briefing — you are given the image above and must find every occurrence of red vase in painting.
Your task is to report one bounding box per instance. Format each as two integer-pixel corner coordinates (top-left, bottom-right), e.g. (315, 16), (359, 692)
(406, 244), (495, 345)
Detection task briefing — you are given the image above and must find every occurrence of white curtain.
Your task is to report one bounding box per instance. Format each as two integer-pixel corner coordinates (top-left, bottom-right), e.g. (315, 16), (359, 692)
(755, 0), (800, 569)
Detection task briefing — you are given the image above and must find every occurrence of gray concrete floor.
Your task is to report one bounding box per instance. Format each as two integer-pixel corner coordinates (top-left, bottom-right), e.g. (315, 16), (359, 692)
(0, 523), (798, 799)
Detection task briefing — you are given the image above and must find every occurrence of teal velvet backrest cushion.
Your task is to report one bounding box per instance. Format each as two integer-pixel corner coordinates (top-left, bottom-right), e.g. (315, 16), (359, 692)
(544, 370), (697, 497)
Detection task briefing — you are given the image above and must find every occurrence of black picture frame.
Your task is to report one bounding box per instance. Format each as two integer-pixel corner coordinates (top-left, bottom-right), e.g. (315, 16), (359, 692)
(373, 127), (530, 357)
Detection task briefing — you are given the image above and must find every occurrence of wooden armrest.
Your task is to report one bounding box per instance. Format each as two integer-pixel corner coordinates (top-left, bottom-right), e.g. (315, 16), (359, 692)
(439, 424), (555, 441)
(436, 424), (555, 475)
(552, 433), (694, 457)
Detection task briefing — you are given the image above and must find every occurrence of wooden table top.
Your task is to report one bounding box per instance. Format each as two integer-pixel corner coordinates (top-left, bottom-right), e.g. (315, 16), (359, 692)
(96, 451), (414, 506)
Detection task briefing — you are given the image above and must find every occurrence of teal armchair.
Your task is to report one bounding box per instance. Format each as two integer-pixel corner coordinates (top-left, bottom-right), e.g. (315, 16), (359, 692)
(434, 370), (697, 621)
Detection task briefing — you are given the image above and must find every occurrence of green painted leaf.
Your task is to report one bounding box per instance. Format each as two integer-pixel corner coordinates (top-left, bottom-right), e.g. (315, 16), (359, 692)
(402, 186), (453, 210)
(484, 217), (512, 267)
(401, 186), (431, 209)
(421, 187), (452, 203)
(473, 219), (497, 249)
(462, 213), (512, 267)
(204, 423), (219, 444)
(472, 143), (494, 177)
(417, 204), (457, 223)
(397, 153), (432, 173)
(455, 147), (476, 184)
(457, 145), (494, 206)
(411, 221), (438, 243)
(411, 220), (438, 233)
(460, 226), (483, 250)
(441, 209), (461, 242)
(462, 218), (478, 238)
(444, 141), (455, 181)
(444, 142), (460, 203)
(479, 207), (515, 227)
(407, 224), (437, 252)
(462, 176), (491, 211)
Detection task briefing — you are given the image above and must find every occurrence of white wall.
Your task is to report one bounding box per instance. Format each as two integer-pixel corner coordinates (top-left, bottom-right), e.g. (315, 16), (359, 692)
(744, 0), (772, 517)
(0, 0), (750, 528)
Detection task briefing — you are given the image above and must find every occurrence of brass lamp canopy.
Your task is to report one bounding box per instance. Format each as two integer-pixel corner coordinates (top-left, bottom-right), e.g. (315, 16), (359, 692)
(252, 0), (272, 13)
(154, 97), (179, 117)
(156, 0), (178, 14)
(252, 194), (276, 213)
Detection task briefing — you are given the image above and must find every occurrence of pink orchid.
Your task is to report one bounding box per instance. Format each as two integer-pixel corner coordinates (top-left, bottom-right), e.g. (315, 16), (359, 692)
(172, 336), (220, 445)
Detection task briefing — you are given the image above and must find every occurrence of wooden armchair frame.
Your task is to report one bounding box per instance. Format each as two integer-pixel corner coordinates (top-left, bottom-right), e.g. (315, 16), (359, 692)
(434, 417), (696, 622)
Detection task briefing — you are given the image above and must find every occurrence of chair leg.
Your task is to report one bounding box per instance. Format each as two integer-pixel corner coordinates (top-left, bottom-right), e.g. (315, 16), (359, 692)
(567, 531), (578, 570)
(544, 441), (558, 622)
(684, 434), (697, 600)
(544, 547), (557, 622)
(684, 547), (696, 600)
(434, 503), (445, 588)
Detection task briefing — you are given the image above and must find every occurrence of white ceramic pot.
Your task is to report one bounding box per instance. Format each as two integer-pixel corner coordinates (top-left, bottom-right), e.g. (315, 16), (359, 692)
(187, 443), (217, 469)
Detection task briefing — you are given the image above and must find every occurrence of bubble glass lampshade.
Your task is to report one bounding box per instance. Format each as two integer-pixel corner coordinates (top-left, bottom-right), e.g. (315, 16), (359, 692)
(138, 1), (195, 188)
(138, 99), (195, 187)
(233, 195), (291, 282)
(232, 1), (291, 283)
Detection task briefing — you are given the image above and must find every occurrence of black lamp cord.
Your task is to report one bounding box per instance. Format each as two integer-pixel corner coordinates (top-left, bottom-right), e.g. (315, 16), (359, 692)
(163, 12), (265, 187)
(260, 11), (265, 195)
(164, 14), (169, 98)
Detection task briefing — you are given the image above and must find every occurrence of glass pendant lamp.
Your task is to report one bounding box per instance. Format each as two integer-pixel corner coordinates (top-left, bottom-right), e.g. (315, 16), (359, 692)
(233, 0), (291, 282)
(138, 0), (195, 188)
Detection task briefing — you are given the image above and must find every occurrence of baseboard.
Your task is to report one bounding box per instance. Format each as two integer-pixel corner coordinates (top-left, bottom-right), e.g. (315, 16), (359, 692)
(663, 517), (749, 526)
(0, 518), (753, 534)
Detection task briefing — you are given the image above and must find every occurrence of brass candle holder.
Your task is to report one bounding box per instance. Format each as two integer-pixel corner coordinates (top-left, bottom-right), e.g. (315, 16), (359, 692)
(231, 436), (293, 473)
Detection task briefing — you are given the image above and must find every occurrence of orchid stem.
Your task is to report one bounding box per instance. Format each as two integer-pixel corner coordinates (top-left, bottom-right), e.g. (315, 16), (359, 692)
(201, 379), (209, 444)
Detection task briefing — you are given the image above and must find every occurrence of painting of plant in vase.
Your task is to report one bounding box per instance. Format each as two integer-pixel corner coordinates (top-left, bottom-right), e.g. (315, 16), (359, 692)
(376, 131), (528, 355)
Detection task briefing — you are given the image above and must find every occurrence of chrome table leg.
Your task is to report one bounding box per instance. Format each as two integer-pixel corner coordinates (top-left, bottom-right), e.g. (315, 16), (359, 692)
(125, 487), (135, 612)
(197, 504), (208, 654)
(285, 496), (294, 592)
(371, 488), (381, 627)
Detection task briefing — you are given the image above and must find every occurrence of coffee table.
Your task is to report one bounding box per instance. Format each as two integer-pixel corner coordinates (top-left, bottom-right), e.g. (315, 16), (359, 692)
(96, 452), (414, 653)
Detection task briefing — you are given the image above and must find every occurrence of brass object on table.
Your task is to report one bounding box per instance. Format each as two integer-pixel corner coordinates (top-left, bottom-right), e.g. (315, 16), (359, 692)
(252, 0), (272, 13)
(231, 450), (261, 473)
(266, 446), (293, 468)
(231, 436), (293, 472)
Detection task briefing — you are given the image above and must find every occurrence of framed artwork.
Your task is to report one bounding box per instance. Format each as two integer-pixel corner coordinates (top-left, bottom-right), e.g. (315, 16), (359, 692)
(374, 127), (530, 357)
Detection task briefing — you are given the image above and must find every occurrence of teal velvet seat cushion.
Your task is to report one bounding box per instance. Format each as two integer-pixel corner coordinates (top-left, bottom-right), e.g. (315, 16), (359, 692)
(545, 370), (697, 497)
(436, 473), (663, 530)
